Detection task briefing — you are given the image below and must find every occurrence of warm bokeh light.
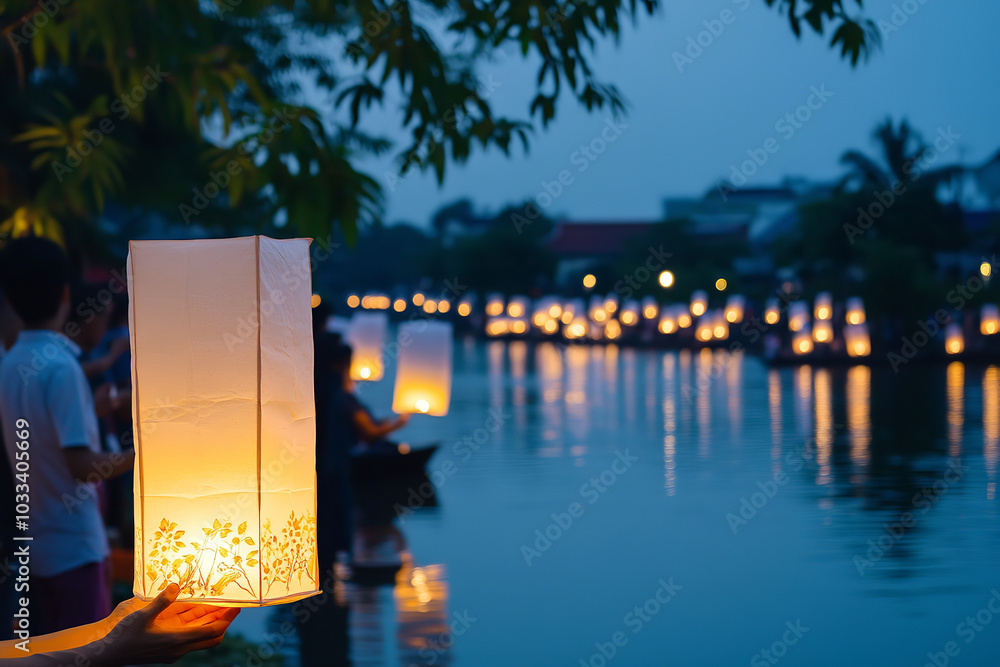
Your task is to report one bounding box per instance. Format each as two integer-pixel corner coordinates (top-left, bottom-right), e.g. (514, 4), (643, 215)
(347, 294), (360, 308)
(422, 299), (438, 314)
(605, 320), (622, 340)
(437, 300), (451, 313)
(659, 315), (676, 334)
(583, 274), (597, 289)
(311, 294), (321, 308)
(457, 301), (471, 317)
(813, 320), (832, 343)
(982, 305), (999, 335)
(677, 312), (692, 328)
(715, 278), (727, 291)
(412, 292), (425, 307)
(511, 320), (527, 335)
(604, 298), (618, 314)
(561, 310), (574, 324)
(359, 366), (371, 379)
(691, 303), (706, 317)
(548, 304), (563, 318)
(415, 399), (430, 413)
(793, 329), (813, 355)
(658, 271), (674, 288)
(593, 309), (608, 323)
(814, 292), (832, 321)
(946, 323), (964, 354)
(788, 302), (808, 332)
(690, 290), (707, 318)
(543, 319), (559, 334)
(982, 262), (993, 278)
(620, 310), (637, 326)
(393, 298), (407, 312)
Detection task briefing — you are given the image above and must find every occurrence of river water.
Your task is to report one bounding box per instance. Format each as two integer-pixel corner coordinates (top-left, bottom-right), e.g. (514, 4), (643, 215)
(230, 339), (1000, 666)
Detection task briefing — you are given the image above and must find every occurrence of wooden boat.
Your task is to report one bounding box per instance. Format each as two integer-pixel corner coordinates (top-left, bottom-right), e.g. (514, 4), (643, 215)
(349, 441), (439, 478)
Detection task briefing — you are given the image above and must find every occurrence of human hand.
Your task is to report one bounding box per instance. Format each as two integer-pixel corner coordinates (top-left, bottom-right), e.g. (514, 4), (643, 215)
(100, 584), (240, 664)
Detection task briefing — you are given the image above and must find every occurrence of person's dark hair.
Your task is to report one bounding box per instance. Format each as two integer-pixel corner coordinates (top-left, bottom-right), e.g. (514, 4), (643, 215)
(0, 236), (70, 326)
(330, 343), (352, 376)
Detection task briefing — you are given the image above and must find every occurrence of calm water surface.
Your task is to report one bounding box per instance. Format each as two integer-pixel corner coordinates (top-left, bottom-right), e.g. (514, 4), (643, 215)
(234, 339), (1000, 666)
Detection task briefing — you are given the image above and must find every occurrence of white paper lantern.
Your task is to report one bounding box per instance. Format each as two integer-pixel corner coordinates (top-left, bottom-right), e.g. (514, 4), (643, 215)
(392, 321), (453, 416)
(346, 312), (388, 381)
(128, 236), (318, 606)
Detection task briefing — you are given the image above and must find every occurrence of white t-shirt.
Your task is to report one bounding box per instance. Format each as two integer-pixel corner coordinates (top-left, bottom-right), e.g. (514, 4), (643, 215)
(0, 330), (109, 577)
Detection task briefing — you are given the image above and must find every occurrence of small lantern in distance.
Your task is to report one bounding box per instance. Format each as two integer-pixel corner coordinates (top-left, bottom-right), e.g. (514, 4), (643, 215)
(392, 321), (453, 416)
(347, 312), (388, 381)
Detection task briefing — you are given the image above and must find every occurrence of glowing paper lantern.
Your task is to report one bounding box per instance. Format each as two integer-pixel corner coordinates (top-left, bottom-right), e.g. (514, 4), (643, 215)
(392, 321), (453, 416)
(793, 326), (814, 355)
(846, 297), (865, 325)
(724, 295), (745, 323)
(690, 291), (707, 318)
(642, 296), (658, 320)
(764, 299), (780, 325)
(619, 301), (640, 326)
(981, 305), (999, 336)
(346, 312), (388, 381)
(813, 319), (833, 344)
(675, 305), (692, 329)
(127, 236), (318, 606)
(814, 292), (832, 321)
(945, 323), (964, 355)
(788, 302), (809, 332)
(485, 293), (504, 317)
(845, 323), (871, 357)
(712, 310), (729, 340)
(506, 296), (528, 319)
(658, 310), (676, 334)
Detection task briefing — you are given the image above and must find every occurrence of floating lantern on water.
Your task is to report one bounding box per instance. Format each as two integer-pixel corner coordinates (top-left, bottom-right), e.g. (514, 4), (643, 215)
(981, 305), (999, 336)
(485, 317), (509, 337)
(506, 296), (527, 319)
(485, 293), (504, 317)
(845, 297), (865, 325)
(788, 302), (808, 332)
(603, 294), (618, 314)
(642, 296), (659, 320)
(812, 319), (833, 344)
(542, 318), (559, 335)
(814, 292), (832, 321)
(392, 321), (453, 416)
(724, 295), (745, 323)
(696, 315), (713, 342)
(562, 299), (582, 324)
(764, 299), (780, 325)
(563, 318), (589, 340)
(712, 310), (729, 340)
(347, 312), (388, 381)
(675, 305), (692, 329)
(604, 319), (622, 340)
(619, 301), (640, 326)
(128, 236), (318, 605)
(945, 323), (964, 355)
(793, 325), (814, 355)
(844, 323), (871, 357)
(658, 310), (677, 334)
(690, 290), (707, 318)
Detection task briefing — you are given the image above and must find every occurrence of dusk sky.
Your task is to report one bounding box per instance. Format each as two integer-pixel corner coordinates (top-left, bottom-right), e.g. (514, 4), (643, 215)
(346, 0), (1000, 227)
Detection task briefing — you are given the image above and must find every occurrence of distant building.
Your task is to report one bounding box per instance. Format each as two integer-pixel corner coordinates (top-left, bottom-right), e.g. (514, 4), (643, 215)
(544, 220), (656, 284)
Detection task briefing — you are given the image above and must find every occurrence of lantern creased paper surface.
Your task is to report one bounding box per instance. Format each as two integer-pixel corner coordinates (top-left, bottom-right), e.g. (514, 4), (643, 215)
(128, 236), (319, 606)
(391, 321), (453, 416)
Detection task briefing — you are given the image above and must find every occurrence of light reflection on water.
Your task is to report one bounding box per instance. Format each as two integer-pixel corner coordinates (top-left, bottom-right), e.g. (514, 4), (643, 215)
(241, 340), (1000, 666)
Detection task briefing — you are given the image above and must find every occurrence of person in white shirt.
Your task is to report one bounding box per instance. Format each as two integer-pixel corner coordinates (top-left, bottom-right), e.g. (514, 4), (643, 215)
(0, 237), (134, 635)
